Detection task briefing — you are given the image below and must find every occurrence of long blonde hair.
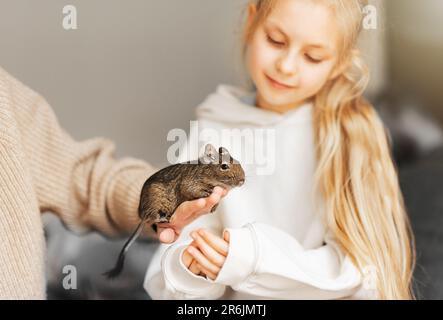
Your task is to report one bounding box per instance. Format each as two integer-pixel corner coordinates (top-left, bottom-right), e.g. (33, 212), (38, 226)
(242, 0), (415, 299)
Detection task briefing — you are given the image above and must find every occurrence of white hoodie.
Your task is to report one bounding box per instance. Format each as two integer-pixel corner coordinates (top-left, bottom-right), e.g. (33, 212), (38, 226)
(144, 85), (374, 300)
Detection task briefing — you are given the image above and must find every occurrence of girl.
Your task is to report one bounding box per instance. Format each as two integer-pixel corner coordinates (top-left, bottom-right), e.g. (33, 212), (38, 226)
(144, 0), (415, 299)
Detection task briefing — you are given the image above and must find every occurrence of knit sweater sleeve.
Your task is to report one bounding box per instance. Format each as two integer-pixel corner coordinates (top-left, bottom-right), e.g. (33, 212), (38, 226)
(0, 67), (157, 237)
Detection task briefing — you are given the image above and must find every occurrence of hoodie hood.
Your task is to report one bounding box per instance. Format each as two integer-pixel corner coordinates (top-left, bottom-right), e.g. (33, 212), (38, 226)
(195, 84), (313, 127)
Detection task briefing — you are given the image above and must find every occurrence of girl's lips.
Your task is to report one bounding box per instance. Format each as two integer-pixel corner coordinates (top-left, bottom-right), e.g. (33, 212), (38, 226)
(265, 74), (295, 90)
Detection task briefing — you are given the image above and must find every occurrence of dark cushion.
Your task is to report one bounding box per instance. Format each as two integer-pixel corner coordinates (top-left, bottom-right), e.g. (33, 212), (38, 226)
(400, 147), (443, 299)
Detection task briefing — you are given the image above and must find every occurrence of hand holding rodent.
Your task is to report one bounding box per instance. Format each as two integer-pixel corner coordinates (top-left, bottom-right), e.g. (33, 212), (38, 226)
(103, 144), (245, 278)
(156, 187), (228, 244)
(182, 228), (230, 280)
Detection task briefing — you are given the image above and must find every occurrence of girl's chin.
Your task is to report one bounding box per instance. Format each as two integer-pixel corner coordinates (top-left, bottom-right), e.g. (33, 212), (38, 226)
(258, 91), (299, 108)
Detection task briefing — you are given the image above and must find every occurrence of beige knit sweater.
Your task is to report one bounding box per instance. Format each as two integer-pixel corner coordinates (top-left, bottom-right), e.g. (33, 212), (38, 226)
(0, 66), (157, 299)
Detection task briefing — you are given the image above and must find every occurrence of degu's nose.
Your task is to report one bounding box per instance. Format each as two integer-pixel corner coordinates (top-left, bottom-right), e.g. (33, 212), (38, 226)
(238, 178), (245, 186)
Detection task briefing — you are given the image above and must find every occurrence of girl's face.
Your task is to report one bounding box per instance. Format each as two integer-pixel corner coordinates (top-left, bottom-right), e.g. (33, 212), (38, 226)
(246, 0), (343, 113)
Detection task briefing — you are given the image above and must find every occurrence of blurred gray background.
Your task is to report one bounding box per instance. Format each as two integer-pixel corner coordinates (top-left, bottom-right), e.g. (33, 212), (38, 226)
(0, 0), (247, 166)
(0, 0), (442, 299)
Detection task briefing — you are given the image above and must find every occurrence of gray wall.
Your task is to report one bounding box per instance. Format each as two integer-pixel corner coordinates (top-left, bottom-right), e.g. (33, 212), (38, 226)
(0, 0), (388, 167)
(0, 0), (249, 166)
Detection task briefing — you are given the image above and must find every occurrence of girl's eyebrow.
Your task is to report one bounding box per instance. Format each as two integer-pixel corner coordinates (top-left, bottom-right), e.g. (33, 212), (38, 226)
(265, 21), (288, 38)
(306, 44), (333, 53)
(266, 21), (333, 53)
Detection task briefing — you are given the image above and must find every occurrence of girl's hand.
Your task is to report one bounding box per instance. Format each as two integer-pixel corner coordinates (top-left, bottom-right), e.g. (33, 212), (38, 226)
(181, 241), (203, 276)
(185, 228), (230, 280)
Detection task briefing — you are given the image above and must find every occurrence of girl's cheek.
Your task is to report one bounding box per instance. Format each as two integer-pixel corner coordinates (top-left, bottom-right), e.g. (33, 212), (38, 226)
(246, 47), (259, 83)
(248, 38), (276, 74)
(302, 65), (333, 90)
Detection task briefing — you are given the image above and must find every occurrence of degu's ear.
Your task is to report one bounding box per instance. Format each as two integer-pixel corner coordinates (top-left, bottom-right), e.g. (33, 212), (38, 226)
(219, 147), (232, 163)
(200, 144), (218, 164)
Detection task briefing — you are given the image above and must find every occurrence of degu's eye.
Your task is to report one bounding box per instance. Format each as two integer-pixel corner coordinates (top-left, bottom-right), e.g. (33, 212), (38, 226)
(221, 163), (230, 171)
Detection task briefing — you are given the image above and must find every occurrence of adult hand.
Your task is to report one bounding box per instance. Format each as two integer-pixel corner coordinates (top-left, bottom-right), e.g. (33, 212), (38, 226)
(156, 187), (227, 244)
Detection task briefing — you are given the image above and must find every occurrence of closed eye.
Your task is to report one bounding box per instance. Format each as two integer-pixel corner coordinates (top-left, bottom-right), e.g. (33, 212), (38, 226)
(267, 34), (285, 47)
(305, 54), (323, 64)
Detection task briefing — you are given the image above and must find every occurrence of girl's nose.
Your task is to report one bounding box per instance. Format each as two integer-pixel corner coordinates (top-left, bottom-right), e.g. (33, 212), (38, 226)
(276, 52), (298, 76)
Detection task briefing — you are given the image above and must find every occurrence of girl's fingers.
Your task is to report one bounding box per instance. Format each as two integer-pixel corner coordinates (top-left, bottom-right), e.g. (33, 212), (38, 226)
(187, 246), (220, 275)
(223, 230), (230, 242)
(191, 231), (226, 267)
(197, 229), (229, 256)
(195, 262), (217, 280)
(188, 260), (201, 275)
(182, 249), (193, 268)
(189, 240), (198, 247)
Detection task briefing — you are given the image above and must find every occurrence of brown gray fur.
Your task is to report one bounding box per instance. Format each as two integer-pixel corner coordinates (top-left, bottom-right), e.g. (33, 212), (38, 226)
(103, 144), (245, 279)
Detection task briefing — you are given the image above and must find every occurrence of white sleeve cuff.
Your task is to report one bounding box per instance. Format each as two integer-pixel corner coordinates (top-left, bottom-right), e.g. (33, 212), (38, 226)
(214, 225), (257, 287)
(161, 244), (225, 299)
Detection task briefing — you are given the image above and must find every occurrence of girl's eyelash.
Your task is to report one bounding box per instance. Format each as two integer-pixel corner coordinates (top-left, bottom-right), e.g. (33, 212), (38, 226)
(305, 54), (322, 64)
(266, 34), (285, 47)
(265, 33), (323, 64)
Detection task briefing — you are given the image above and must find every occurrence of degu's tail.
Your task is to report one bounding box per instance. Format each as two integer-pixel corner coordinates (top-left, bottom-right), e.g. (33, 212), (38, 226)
(103, 219), (146, 279)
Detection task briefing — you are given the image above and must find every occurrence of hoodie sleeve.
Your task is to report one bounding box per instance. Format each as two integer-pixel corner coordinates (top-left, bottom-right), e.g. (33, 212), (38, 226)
(144, 212), (227, 300)
(213, 222), (375, 299)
